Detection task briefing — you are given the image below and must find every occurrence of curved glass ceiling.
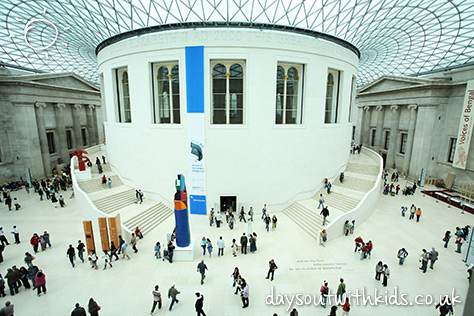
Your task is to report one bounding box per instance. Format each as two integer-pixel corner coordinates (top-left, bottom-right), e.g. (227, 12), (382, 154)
(1, 0), (473, 87)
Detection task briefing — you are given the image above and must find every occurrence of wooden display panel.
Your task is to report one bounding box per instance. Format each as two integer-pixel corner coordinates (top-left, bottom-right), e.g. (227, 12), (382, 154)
(83, 221), (95, 254)
(108, 216), (118, 248)
(98, 217), (110, 252)
(115, 214), (122, 240)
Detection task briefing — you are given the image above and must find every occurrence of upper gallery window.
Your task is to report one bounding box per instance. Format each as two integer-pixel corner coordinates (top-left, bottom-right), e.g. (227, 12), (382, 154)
(115, 67), (131, 123)
(211, 61), (244, 124)
(448, 137), (457, 163)
(349, 76), (356, 123)
(46, 131), (56, 154)
(152, 63), (180, 124)
(275, 64), (304, 124)
(400, 133), (408, 154)
(325, 69), (341, 124)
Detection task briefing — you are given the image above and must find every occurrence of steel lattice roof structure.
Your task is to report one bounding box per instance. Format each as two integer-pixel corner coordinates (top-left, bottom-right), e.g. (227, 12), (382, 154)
(1, 0), (474, 87)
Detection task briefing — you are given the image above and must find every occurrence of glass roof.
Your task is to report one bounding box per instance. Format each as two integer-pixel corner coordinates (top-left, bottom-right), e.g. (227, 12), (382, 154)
(1, 0), (473, 87)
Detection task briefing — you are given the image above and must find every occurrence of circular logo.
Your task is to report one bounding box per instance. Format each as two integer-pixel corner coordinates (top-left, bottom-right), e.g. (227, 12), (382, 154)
(23, 18), (58, 51)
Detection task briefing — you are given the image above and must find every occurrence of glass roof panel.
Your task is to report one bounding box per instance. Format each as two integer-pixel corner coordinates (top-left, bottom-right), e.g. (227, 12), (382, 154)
(0, 0), (473, 87)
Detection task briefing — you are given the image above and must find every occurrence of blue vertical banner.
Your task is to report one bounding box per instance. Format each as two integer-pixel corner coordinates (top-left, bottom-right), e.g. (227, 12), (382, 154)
(186, 46), (207, 215)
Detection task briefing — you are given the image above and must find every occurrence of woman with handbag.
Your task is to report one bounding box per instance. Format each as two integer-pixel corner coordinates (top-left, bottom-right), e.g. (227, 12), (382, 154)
(320, 230), (327, 247)
(88, 297), (100, 316)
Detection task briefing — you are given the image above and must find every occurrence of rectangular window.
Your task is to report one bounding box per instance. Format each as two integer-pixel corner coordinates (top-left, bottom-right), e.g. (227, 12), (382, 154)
(211, 61), (245, 124)
(384, 131), (390, 150)
(66, 130), (73, 149)
(152, 63), (181, 124)
(81, 128), (88, 147)
(115, 67), (131, 123)
(400, 133), (408, 154)
(46, 131), (56, 154)
(349, 76), (356, 123)
(371, 129), (376, 147)
(325, 69), (341, 124)
(448, 137), (457, 163)
(352, 126), (356, 140)
(275, 63), (304, 124)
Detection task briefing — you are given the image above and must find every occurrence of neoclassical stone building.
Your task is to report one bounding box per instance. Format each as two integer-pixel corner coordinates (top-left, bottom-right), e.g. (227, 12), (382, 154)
(354, 65), (474, 187)
(0, 68), (103, 182)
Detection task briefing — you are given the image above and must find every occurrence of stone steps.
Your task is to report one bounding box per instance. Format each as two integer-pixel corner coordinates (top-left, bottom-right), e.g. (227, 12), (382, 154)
(345, 162), (379, 176)
(336, 175), (375, 192)
(283, 203), (326, 240)
(78, 175), (123, 194)
(312, 191), (359, 212)
(93, 188), (136, 214)
(123, 203), (173, 236)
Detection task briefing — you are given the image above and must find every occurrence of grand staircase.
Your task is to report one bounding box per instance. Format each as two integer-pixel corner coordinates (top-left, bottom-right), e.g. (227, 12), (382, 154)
(283, 152), (379, 240)
(77, 155), (173, 236)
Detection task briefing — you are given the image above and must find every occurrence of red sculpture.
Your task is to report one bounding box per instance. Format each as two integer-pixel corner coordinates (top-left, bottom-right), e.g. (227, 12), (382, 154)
(72, 149), (90, 171)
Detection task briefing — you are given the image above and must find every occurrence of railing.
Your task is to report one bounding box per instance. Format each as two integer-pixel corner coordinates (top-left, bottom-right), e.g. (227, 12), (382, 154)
(322, 147), (383, 243)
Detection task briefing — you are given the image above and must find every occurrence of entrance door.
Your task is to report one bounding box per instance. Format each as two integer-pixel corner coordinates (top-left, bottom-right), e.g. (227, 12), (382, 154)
(381, 153), (387, 169)
(220, 196), (236, 213)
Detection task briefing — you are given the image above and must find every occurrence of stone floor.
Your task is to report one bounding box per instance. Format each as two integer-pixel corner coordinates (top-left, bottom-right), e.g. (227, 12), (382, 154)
(0, 180), (471, 315)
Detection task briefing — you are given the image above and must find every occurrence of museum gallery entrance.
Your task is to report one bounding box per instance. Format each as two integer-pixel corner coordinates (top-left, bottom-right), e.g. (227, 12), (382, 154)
(220, 196), (236, 213)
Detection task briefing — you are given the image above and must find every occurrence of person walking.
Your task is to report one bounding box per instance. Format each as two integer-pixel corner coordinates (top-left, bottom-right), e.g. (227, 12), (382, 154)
(443, 231), (451, 248)
(195, 292), (207, 316)
(320, 206), (329, 225)
(5, 268), (19, 296)
(320, 229), (327, 246)
(329, 305), (338, 316)
(320, 281), (329, 308)
(264, 214), (271, 232)
(43, 231), (52, 248)
(375, 261), (384, 281)
(121, 241), (131, 260)
(241, 280), (250, 308)
(217, 236), (225, 256)
(397, 248), (408, 265)
(232, 267), (240, 287)
(30, 233), (40, 253)
(130, 233), (138, 253)
(215, 211), (222, 228)
(239, 206), (247, 223)
(382, 264), (390, 287)
(290, 308), (299, 316)
(266, 259), (278, 281)
(342, 297), (351, 315)
(416, 208), (422, 222)
(248, 207), (254, 221)
(89, 250), (99, 269)
(168, 242), (175, 263)
(151, 285), (162, 314)
(240, 233), (248, 254)
(71, 303), (87, 316)
(350, 220), (356, 234)
(435, 297), (453, 316)
(168, 283), (180, 311)
(429, 247), (439, 269)
(107, 178), (112, 189)
(337, 278), (346, 301)
(88, 298), (100, 316)
(1, 301), (14, 316)
(206, 239), (213, 257)
(327, 182), (332, 194)
(455, 235), (464, 253)
(0, 228), (10, 246)
(109, 241), (119, 261)
(35, 270), (47, 296)
(272, 215), (278, 230)
(201, 237), (207, 255)
(232, 238), (238, 257)
(318, 194), (325, 209)
(197, 259), (208, 285)
(67, 244), (76, 267)
(11, 226), (20, 244)
(409, 204), (416, 220)
(420, 249), (429, 273)
(154, 241), (162, 259)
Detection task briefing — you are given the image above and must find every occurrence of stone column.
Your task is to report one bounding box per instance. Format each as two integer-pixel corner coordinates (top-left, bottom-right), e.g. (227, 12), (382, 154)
(54, 103), (69, 164)
(34, 102), (52, 177)
(402, 104), (418, 174)
(386, 105), (400, 169)
(374, 105), (385, 151)
(362, 106), (372, 146)
(72, 104), (83, 149)
(86, 105), (97, 146)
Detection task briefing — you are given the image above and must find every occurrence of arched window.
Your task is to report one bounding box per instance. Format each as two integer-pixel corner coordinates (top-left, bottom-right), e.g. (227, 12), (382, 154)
(325, 70), (340, 124)
(115, 67), (131, 123)
(275, 64), (303, 124)
(212, 61), (245, 124)
(153, 63), (180, 124)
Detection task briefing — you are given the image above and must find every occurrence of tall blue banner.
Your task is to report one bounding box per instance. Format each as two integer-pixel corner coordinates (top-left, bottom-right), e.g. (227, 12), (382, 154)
(186, 46), (207, 215)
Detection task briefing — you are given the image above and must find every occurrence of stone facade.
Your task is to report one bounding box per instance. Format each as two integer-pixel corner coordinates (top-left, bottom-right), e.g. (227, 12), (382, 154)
(353, 66), (474, 187)
(0, 69), (103, 182)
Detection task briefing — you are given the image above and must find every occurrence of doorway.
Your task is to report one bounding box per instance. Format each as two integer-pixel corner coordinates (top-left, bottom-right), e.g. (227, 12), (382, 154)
(381, 152), (387, 169)
(220, 196), (236, 213)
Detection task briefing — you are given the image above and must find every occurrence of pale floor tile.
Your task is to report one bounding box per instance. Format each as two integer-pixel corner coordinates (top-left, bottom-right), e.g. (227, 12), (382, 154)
(0, 183), (471, 315)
